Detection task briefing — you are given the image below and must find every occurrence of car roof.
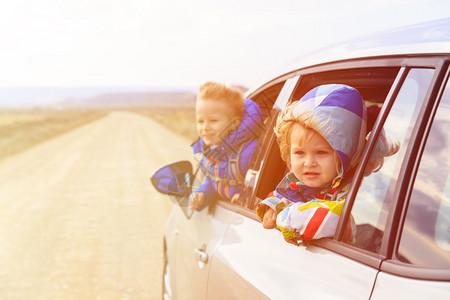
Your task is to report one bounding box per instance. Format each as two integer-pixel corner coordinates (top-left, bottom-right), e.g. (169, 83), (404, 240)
(249, 18), (450, 93)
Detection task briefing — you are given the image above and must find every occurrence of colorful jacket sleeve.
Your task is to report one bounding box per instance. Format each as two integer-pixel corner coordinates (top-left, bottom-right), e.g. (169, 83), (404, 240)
(276, 198), (355, 241)
(256, 190), (291, 221)
(224, 99), (263, 151)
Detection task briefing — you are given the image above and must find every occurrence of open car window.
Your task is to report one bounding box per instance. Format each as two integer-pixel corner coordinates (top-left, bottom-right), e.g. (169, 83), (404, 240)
(209, 80), (287, 208)
(252, 65), (400, 209)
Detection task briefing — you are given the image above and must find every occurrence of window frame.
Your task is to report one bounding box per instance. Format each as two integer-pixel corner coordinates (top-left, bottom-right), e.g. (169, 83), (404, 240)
(243, 54), (450, 280)
(212, 76), (290, 214)
(245, 76), (299, 209)
(323, 56), (450, 280)
(379, 59), (450, 281)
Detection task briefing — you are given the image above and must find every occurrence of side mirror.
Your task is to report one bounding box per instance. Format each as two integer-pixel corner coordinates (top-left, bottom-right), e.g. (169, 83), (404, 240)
(151, 160), (193, 196)
(150, 160), (195, 218)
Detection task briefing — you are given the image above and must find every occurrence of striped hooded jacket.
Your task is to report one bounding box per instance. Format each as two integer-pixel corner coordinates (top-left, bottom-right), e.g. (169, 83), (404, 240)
(257, 84), (367, 242)
(191, 98), (263, 210)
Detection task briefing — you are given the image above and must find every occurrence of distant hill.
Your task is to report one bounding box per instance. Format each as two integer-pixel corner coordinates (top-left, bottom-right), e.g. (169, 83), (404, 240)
(59, 91), (197, 108)
(0, 86), (249, 109)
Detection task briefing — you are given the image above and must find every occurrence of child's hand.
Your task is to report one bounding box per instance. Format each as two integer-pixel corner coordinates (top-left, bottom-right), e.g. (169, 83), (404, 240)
(189, 192), (205, 210)
(284, 237), (301, 246)
(262, 208), (277, 229)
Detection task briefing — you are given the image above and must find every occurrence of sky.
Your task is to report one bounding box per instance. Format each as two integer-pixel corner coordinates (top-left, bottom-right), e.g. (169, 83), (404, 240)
(0, 0), (449, 92)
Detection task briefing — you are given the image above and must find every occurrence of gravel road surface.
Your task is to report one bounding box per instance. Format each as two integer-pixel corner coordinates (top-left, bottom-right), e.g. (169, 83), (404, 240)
(0, 111), (192, 300)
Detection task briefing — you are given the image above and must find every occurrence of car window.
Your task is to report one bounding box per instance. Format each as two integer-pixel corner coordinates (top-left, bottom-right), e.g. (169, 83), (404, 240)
(245, 80), (292, 206)
(347, 68), (435, 253)
(236, 81), (286, 207)
(250, 81), (286, 121)
(188, 81), (286, 210)
(397, 77), (450, 268)
(252, 66), (400, 208)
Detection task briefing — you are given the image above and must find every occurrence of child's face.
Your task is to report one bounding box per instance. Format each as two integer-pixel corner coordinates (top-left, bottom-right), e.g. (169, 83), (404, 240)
(288, 124), (340, 187)
(196, 97), (236, 146)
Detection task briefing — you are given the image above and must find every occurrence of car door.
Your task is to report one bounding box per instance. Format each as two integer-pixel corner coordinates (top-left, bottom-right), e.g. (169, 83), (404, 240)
(370, 63), (450, 298)
(170, 203), (236, 299)
(167, 80), (287, 299)
(205, 58), (450, 299)
(204, 71), (380, 298)
(204, 69), (384, 298)
(336, 62), (450, 299)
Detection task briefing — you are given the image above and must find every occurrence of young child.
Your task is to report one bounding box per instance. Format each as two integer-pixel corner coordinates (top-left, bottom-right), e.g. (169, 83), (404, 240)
(189, 82), (263, 211)
(257, 84), (369, 244)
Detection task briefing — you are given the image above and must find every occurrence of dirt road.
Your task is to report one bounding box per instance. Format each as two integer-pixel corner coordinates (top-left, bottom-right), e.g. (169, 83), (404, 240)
(0, 111), (193, 300)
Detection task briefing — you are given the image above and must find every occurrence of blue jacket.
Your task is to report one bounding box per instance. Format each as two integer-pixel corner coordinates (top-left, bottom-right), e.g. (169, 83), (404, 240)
(191, 98), (263, 208)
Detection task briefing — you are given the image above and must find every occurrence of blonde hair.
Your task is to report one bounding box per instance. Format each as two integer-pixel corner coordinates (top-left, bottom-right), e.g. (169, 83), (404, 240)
(198, 82), (245, 118)
(275, 102), (341, 175)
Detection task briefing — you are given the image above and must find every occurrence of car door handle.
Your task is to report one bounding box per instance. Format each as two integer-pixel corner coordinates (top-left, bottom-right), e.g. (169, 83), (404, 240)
(194, 248), (209, 264)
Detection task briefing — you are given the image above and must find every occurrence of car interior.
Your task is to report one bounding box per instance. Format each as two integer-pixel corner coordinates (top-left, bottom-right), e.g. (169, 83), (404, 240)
(249, 66), (401, 209)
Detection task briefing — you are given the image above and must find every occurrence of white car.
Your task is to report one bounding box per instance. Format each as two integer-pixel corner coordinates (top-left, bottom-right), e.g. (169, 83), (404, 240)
(152, 18), (450, 300)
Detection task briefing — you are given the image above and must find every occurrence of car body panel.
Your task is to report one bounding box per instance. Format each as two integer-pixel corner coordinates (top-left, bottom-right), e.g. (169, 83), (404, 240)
(207, 258), (270, 300)
(371, 271), (450, 299)
(207, 204), (378, 299)
(165, 204), (237, 299)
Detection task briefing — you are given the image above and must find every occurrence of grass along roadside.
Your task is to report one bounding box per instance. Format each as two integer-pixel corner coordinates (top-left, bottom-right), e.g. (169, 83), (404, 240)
(0, 109), (109, 161)
(0, 106), (199, 162)
(129, 106), (198, 143)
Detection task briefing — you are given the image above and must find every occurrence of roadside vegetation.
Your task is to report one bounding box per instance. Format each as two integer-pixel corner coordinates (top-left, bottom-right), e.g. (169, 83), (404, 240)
(130, 106), (198, 143)
(0, 106), (198, 162)
(0, 109), (108, 160)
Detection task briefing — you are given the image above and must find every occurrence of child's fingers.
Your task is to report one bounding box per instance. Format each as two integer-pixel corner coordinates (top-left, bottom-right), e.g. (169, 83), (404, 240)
(262, 209), (277, 229)
(189, 193), (199, 210)
(263, 220), (274, 229)
(285, 237), (301, 246)
(189, 193), (205, 210)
